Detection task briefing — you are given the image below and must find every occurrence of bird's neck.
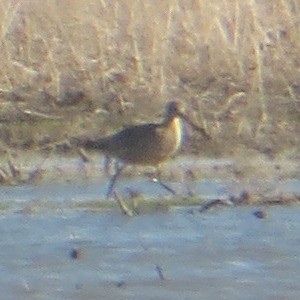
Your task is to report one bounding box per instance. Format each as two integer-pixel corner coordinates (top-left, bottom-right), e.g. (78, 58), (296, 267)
(162, 113), (178, 126)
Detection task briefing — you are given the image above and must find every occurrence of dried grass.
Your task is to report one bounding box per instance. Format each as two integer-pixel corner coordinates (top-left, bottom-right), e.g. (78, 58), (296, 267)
(0, 0), (299, 157)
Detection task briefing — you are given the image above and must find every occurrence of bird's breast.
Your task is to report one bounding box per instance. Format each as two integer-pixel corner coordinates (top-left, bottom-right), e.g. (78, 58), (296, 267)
(170, 117), (183, 152)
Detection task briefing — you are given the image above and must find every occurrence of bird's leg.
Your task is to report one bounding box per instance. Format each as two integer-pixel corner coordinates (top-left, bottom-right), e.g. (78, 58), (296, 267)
(106, 162), (125, 200)
(152, 168), (176, 195)
(103, 155), (113, 177)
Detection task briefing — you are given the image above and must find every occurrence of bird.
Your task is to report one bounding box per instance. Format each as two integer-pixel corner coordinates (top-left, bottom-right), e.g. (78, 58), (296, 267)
(81, 101), (209, 198)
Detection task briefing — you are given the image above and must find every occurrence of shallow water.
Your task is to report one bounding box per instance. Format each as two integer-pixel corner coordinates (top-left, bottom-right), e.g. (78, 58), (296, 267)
(0, 156), (299, 299)
(0, 206), (300, 299)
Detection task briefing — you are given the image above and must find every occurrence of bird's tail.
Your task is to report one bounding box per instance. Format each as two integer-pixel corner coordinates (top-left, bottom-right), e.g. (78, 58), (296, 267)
(83, 138), (106, 150)
(70, 136), (105, 150)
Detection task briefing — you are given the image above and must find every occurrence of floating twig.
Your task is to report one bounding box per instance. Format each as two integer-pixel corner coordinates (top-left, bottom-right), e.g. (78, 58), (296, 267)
(113, 192), (133, 217)
(200, 198), (233, 213)
(155, 264), (165, 280)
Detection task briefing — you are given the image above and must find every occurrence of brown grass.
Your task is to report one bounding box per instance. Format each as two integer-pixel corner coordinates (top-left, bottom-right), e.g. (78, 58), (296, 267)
(0, 0), (299, 158)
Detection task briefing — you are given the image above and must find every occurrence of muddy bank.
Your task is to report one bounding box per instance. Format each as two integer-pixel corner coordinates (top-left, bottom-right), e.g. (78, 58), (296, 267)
(0, 155), (298, 212)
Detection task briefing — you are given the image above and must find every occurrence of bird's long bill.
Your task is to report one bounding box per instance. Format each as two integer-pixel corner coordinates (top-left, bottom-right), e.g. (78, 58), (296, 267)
(178, 112), (211, 140)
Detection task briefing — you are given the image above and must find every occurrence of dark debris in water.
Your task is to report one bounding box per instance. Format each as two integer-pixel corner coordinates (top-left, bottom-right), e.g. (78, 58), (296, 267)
(155, 264), (165, 281)
(198, 191), (300, 214)
(69, 248), (82, 260)
(253, 210), (268, 219)
(199, 199), (233, 213)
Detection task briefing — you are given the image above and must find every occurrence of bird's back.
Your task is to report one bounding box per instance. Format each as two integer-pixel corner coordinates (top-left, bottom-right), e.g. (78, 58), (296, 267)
(84, 118), (182, 165)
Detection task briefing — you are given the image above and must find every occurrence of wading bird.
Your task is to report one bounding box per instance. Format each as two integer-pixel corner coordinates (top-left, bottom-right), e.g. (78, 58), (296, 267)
(82, 101), (209, 198)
